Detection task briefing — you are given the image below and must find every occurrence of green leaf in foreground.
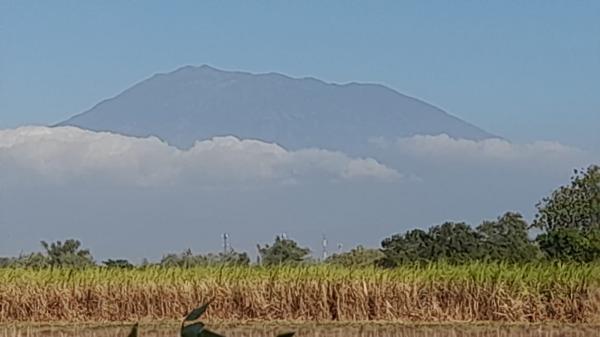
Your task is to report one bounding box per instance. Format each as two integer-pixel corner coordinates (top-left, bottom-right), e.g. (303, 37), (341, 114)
(127, 323), (138, 337)
(181, 322), (205, 337)
(184, 300), (213, 321)
(199, 329), (225, 337)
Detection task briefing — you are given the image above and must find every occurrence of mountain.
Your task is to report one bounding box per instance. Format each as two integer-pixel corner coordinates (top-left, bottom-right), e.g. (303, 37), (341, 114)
(57, 65), (496, 151)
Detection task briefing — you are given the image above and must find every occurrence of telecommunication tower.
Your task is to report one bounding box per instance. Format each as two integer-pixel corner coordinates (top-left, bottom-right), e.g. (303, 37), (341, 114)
(322, 235), (328, 260)
(222, 233), (229, 254)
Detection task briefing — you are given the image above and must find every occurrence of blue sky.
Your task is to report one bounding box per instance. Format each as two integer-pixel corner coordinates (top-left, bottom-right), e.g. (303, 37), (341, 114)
(1, 1), (599, 149)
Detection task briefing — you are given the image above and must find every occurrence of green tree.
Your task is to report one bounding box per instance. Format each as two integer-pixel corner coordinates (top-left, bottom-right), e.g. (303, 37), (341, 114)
(379, 229), (433, 267)
(380, 222), (481, 266)
(0, 253), (50, 268)
(533, 166), (600, 261)
(16, 253), (50, 268)
(103, 259), (134, 268)
(428, 222), (482, 264)
(257, 236), (310, 266)
(159, 248), (250, 267)
(206, 251), (250, 266)
(326, 245), (384, 267)
(533, 165), (600, 232)
(40, 239), (94, 268)
(536, 227), (600, 262)
(477, 212), (539, 263)
(160, 249), (208, 267)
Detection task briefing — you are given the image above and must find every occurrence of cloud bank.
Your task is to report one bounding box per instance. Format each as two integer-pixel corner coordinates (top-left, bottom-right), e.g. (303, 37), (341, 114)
(0, 127), (597, 260)
(370, 134), (592, 173)
(0, 127), (401, 187)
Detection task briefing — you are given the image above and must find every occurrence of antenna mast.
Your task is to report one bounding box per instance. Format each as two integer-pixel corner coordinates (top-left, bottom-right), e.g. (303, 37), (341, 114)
(222, 233), (229, 254)
(322, 235), (328, 261)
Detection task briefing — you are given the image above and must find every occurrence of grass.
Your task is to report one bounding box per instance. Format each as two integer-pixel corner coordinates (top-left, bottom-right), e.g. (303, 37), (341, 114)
(3, 323), (600, 337)
(0, 262), (599, 323)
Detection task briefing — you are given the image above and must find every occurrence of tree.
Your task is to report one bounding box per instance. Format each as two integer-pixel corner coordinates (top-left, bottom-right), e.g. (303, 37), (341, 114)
(0, 253), (50, 268)
(326, 245), (384, 267)
(257, 236), (310, 266)
(15, 253), (50, 268)
(533, 166), (600, 261)
(536, 227), (600, 263)
(533, 165), (600, 233)
(103, 259), (134, 268)
(159, 248), (250, 267)
(160, 249), (208, 268)
(206, 251), (250, 266)
(428, 222), (482, 264)
(40, 239), (95, 268)
(476, 212), (539, 263)
(380, 223), (482, 267)
(379, 229), (433, 267)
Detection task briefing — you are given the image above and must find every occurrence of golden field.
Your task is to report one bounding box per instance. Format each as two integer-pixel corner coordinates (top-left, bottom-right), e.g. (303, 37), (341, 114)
(1, 263), (599, 323)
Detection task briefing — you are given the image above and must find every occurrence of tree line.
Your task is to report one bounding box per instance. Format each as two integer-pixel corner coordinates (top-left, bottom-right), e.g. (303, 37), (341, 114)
(1, 165), (598, 268)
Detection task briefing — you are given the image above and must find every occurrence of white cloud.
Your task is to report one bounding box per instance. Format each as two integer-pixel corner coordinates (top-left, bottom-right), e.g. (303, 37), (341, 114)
(371, 134), (592, 171)
(396, 134), (582, 159)
(0, 126), (401, 187)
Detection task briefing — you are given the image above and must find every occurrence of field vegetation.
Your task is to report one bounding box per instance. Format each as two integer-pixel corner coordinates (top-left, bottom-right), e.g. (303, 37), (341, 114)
(0, 263), (599, 323)
(0, 166), (598, 324)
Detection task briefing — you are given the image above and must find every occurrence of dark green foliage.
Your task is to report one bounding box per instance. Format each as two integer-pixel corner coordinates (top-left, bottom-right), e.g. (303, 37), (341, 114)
(380, 229), (433, 267)
(326, 245), (384, 267)
(533, 166), (600, 261)
(428, 222), (482, 264)
(381, 222), (483, 266)
(536, 227), (600, 263)
(533, 165), (600, 232)
(160, 249), (250, 268)
(257, 236), (310, 266)
(40, 239), (94, 268)
(477, 212), (540, 263)
(103, 259), (134, 269)
(381, 215), (542, 266)
(380, 166), (600, 266)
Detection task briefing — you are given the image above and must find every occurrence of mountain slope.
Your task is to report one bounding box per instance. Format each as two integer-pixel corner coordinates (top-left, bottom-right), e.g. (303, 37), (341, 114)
(58, 65), (496, 151)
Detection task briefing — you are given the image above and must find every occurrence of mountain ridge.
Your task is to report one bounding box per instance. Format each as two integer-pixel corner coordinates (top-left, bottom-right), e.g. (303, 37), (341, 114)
(57, 65), (497, 152)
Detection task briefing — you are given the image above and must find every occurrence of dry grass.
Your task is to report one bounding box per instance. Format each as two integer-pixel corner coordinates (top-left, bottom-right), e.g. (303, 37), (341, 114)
(3, 323), (600, 337)
(0, 263), (599, 323)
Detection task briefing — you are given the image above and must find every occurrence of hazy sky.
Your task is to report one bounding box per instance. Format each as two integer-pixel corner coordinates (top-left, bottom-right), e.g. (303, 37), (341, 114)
(0, 2), (599, 260)
(1, 1), (599, 150)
